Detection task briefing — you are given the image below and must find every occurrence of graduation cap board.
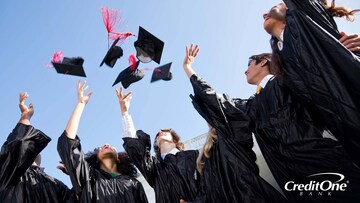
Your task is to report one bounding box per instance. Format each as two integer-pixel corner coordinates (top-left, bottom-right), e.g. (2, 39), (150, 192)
(100, 37), (123, 68)
(112, 61), (145, 88)
(151, 62), (172, 82)
(134, 26), (164, 64)
(52, 57), (86, 77)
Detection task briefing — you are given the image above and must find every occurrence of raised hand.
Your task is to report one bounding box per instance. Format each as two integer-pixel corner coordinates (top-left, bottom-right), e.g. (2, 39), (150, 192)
(56, 161), (69, 175)
(183, 44), (200, 69)
(115, 86), (132, 116)
(19, 92), (34, 121)
(77, 80), (93, 104)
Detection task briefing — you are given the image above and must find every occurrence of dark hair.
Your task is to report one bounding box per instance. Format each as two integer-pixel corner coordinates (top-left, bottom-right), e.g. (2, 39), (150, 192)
(153, 129), (185, 157)
(269, 37), (284, 77)
(249, 53), (279, 75)
(322, 0), (360, 21)
(85, 149), (138, 177)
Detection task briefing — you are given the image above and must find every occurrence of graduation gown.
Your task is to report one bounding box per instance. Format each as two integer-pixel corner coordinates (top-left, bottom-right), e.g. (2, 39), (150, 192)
(242, 76), (360, 202)
(280, 0), (360, 166)
(57, 132), (148, 203)
(189, 74), (287, 203)
(0, 123), (74, 203)
(123, 131), (200, 203)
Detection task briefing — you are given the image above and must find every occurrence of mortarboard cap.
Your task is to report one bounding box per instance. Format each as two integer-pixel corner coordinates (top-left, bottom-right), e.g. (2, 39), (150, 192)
(52, 57), (86, 77)
(100, 38), (123, 68)
(112, 61), (145, 88)
(151, 62), (172, 83)
(134, 26), (164, 64)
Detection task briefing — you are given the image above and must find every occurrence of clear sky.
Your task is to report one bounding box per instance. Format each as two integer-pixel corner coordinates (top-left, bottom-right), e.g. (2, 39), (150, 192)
(1, 0), (359, 187)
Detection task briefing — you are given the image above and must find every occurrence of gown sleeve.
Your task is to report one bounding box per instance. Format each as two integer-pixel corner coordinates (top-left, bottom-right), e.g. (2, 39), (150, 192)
(280, 0), (360, 165)
(283, 0), (340, 37)
(189, 74), (253, 144)
(0, 123), (51, 189)
(57, 131), (91, 195)
(123, 130), (156, 187)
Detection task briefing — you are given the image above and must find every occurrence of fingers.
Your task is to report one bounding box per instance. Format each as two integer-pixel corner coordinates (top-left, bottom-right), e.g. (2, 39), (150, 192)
(349, 46), (360, 52)
(193, 45), (200, 57)
(186, 44), (199, 57)
(87, 91), (93, 98)
(123, 91), (132, 100)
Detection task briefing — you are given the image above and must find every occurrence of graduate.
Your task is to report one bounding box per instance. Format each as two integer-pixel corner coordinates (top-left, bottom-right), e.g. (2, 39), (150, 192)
(57, 81), (148, 203)
(262, 0), (360, 166)
(182, 45), (287, 203)
(117, 87), (200, 203)
(0, 92), (74, 203)
(184, 44), (360, 202)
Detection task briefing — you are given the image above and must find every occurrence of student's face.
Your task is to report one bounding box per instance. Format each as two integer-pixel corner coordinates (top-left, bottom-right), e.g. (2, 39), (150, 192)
(245, 59), (265, 85)
(263, 3), (286, 35)
(97, 144), (118, 160)
(156, 130), (174, 146)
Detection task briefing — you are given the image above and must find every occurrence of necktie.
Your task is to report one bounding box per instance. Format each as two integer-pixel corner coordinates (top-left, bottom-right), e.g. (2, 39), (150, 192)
(256, 85), (263, 94)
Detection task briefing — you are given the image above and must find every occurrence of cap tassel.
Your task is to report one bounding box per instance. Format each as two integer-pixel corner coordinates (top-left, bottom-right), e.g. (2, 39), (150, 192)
(110, 32), (135, 46)
(51, 51), (63, 63)
(101, 7), (121, 47)
(46, 51), (63, 68)
(128, 54), (137, 70)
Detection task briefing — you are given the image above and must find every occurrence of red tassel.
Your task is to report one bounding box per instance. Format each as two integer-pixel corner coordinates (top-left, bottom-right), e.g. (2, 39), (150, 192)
(110, 31), (135, 45)
(129, 54), (137, 70)
(101, 7), (121, 34)
(51, 51), (63, 63)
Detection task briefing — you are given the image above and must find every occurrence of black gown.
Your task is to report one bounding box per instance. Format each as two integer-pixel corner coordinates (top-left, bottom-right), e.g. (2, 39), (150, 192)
(123, 131), (200, 203)
(241, 76), (360, 202)
(280, 0), (360, 166)
(189, 74), (287, 203)
(0, 123), (74, 203)
(57, 132), (148, 203)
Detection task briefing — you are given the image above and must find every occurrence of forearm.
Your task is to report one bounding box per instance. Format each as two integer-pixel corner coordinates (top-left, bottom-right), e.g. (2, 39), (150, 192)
(19, 115), (31, 125)
(65, 102), (85, 139)
(122, 114), (137, 138)
(183, 65), (196, 79)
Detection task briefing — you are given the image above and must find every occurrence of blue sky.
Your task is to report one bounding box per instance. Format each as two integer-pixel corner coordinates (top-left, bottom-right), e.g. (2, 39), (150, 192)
(1, 0), (359, 187)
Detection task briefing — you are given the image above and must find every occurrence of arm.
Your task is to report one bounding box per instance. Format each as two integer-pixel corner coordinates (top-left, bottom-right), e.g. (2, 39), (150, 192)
(183, 45), (251, 140)
(65, 81), (92, 139)
(123, 131), (156, 187)
(57, 81), (92, 194)
(115, 87), (137, 138)
(0, 93), (50, 189)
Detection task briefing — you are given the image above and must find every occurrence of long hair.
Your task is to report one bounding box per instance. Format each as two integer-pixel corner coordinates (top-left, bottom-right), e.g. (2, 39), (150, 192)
(153, 129), (185, 157)
(322, 0), (360, 21)
(197, 127), (217, 174)
(85, 149), (138, 177)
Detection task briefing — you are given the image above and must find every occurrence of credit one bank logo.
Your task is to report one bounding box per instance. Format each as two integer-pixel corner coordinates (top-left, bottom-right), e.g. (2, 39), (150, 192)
(284, 173), (349, 196)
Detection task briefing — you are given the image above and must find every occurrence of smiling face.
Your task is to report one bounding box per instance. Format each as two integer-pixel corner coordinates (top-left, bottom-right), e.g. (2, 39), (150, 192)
(263, 3), (287, 35)
(97, 144), (118, 160)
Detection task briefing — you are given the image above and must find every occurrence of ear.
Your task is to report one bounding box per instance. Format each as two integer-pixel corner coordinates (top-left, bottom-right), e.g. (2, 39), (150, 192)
(260, 59), (268, 67)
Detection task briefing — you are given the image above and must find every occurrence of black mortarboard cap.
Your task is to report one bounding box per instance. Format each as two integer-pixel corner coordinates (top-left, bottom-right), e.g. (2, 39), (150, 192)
(100, 38), (123, 68)
(150, 62), (172, 83)
(52, 57), (86, 77)
(112, 61), (145, 88)
(134, 26), (164, 64)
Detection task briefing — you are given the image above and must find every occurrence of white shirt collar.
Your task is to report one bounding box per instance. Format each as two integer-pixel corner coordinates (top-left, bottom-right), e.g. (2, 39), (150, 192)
(277, 30), (284, 51)
(259, 74), (275, 89)
(161, 148), (180, 159)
